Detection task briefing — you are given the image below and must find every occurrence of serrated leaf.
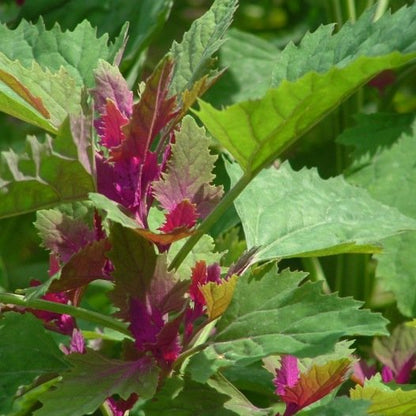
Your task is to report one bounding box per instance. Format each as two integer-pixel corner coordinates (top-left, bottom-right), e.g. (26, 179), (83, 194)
(0, 312), (69, 415)
(200, 274), (239, 320)
(112, 56), (177, 161)
(16, 0), (172, 67)
(169, 0), (237, 96)
(344, 116), (416, 316)
(278, 358), (352, 416)
(108, 223), (156, 317)
(35, 351), (159, 416)
(227, 161), (416, 262)
(187, 268), (387, 382)
(197, 51), (416, 174)
(350, 375), (416, 415)
(153, 115), (223, 219)
(140, 376), (237, 416)
(0, 115), (95, 219)
(50, 239), (111, 292)
(0, 19), (126, 88)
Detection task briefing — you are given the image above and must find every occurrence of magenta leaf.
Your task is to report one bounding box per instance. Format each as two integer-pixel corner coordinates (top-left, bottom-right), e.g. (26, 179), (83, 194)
(35, 203), (96, 263)
(274, 355), (300, 396)
(351, 359), (377, 386)
(35, 350), (159, 416)
(159, 199), (198, 233)
(111, 56), (178, 161)
(274, 357), (352, 416)
(92, 60), (133, 124)
(153, 116), (223, 221)
(50, 238), (112, 292)
(108, 223), (157, 318)
(373, 323), (416, 384)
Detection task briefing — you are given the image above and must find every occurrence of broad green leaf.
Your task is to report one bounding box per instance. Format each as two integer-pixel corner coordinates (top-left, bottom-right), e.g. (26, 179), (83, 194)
(350, 374), (416, 415)
(344, 116), (416, 316)
(209, 4), (416, 107)
(188, 268), (387, 382)
(35, 351), (159, 416)
(169, 0), (237, 96)
(197, 52), (416, 174)
(0, 19), (126, 88)
(140, 376), (237, 416)
(15, 0), (172, 67)
(0, 55), (80, 132)
(227, 161), (416, 262)
(0, 116), (95, 219)
(301, 396), (370, 416)
(0, 312), (69, 415)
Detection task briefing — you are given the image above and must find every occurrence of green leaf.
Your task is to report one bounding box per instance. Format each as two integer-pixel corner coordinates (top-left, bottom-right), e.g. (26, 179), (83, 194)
(15, 0), (172, 68)
(89, 192), (139, 229)
(0, 61), (78, 133)
(350, 374), (416, 415)
(188, 268), (387, 382)
(140, 376), (238, 416)
(153, 115), (223, 218)
(0, 312), (68, 415)
(203, 28), (279, 106)
(109, 223), (157, 316)
(0, 19), (126, 88)
(169, 0), (238, 96)
(0, 115), (95, 219)
(344, 116), (416, 316)
(301, 396), (370, 416)
(35, 351), (159, 416)
(197, 51), (415, 174)
(227, 161), (416, 262)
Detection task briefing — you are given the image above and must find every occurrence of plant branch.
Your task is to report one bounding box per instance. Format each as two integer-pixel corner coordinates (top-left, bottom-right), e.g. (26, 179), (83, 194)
(0, 292), (131, 337)
(168, 171), (253, 271)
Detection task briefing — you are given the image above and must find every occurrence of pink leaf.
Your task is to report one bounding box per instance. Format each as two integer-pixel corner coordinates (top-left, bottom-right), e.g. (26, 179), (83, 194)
(274, 355), (300, 396)
(159, 200), (198, 233)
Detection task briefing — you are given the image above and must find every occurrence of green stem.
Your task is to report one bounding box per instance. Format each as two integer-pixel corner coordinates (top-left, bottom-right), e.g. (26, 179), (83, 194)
(302, 257), (331, 294)
(168, 172), (253, 271)
(100, 402), (113, 416)
(0, 293), (131, 337)
(373, 0), (389, 22)
(347, 0), (357, 22)
(331, 0), (344, 28)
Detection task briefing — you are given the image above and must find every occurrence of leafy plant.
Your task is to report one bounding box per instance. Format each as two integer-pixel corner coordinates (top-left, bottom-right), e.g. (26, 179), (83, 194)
(1, 0), (416, 415)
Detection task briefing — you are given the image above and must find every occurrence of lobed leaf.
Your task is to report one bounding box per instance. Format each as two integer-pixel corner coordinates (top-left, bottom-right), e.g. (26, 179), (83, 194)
(188, 268), (387, 382)
(0, 312), (69, 415)
(350, 374), (416, 415)
(169, 0), (237, 96)
(301, 396), (370, 416)
(344, 116), (416, 316)
(35, 351), (159, 416)
(227, 161), (416, 262)
(197, 52), (416, 174)
(15, 0), (172, 67)
(0, 19), (126, 88)
(0, 116), (95, 219)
